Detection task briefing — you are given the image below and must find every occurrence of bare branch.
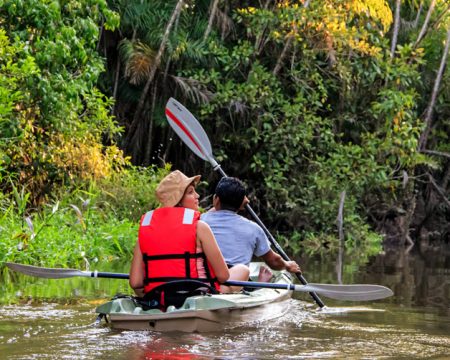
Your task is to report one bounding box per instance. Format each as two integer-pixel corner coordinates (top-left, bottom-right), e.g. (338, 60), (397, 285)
(420, 149), (450, 159)
(273, 36), (293, 76)
(336, 190), (346, 285)
(415, 0), (436, 47)
(203, 0), (220, 41)
(427, 172), (450, 208)
(418, 27), (450, 150)
(413, 2), (423, 28)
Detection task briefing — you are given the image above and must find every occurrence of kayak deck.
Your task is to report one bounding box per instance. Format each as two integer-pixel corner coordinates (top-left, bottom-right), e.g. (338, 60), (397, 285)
(96, 263), (293, 332)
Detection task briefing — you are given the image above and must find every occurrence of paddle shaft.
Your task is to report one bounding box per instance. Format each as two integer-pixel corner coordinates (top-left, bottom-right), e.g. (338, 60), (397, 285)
(75, 271), (307, 292)
(89, 271), (129, 279)
(59, 271), (294, 290)
(5, 263), (393, 301)
(213, 165), (326, 308)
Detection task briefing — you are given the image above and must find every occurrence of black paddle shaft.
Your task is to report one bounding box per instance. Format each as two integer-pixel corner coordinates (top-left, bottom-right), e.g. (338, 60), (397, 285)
(213, 166), (326, 308)
(93, 272), (129, 279)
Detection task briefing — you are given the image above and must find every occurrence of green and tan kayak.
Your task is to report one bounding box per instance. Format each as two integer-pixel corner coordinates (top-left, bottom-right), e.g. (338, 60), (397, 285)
(95, 263), (293, 332)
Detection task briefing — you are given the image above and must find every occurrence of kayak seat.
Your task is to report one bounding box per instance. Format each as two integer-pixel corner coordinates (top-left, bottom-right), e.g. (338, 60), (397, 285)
(140, 280), (219, 311)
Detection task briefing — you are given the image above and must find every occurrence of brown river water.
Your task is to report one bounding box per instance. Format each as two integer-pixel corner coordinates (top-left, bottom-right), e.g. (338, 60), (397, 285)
(0, 246), (449, 359)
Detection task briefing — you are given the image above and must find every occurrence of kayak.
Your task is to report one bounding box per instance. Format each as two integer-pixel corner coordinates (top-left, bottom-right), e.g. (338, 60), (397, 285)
(5, 262), (393, 332)
(95, 262), (293, 332)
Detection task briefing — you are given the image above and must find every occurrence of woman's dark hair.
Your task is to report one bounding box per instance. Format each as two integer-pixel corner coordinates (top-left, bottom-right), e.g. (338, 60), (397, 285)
(215, 177), (246, 211)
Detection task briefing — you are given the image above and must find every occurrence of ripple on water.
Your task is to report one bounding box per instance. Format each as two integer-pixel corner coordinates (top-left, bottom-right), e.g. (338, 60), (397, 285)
(0, 304), (76, 320)
(1, 299), (449, 359)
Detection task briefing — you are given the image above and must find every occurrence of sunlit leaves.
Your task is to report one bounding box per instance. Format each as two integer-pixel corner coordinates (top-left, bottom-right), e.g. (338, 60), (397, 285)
(352, 0), (393, 31)
(0, 0), (123, 204)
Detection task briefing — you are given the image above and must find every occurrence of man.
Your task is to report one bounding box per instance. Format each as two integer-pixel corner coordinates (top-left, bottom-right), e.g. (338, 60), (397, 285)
(201, 177), (301, 280)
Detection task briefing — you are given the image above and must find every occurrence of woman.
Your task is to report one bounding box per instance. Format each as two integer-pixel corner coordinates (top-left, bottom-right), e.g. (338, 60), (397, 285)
(129, 170), (249, 303)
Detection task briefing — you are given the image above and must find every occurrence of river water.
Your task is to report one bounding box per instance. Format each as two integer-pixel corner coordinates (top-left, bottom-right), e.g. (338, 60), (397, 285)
(1, 246), (449, 359)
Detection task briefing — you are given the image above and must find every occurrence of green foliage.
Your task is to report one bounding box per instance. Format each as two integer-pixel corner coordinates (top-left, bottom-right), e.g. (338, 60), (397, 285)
(95, 164), (171, 221)
(0, 0), (123, 204)
(0, 195), (133, 268)
(0, 165), (165, 268)
(174, 0), (438, 255)
(2, 0), (449, 271)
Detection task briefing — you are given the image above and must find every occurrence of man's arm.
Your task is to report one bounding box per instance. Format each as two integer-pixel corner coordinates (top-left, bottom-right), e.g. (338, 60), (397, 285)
(261, 249), (302, 274)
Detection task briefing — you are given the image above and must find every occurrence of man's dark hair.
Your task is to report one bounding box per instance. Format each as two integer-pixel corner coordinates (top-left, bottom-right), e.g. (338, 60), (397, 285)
(215, 177), (246, 212)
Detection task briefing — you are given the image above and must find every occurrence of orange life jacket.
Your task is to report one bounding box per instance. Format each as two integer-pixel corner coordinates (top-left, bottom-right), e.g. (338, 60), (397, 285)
(138, 207), (220, 295)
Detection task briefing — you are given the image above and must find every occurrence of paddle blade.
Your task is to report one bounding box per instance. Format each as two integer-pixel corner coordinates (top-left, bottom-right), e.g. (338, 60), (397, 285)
(299, 283), (394, 301)
(165, 98), (216, 164)
(5, 262), (89, 279)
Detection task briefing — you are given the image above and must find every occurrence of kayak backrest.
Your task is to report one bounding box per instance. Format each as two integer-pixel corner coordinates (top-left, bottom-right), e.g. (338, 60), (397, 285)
(142, 279), (219, 310)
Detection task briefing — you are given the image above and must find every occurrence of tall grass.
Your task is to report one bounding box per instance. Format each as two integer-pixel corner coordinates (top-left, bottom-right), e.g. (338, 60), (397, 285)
(0, 165), (169, 269)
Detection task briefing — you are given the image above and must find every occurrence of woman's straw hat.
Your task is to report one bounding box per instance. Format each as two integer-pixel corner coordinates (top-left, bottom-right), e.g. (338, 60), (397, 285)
(156, 170), (201, 207)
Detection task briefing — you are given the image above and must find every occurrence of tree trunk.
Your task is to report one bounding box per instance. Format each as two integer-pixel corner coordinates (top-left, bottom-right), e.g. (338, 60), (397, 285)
(125, 0), (185, 153)
(418, 27), (450, 150)
(143, 83), (158, 165)
(390, 0), (401, 58)
(112, 58), (121, 117)
(203, 0), (220, 41)
(336, 191), (346, 285)
(414, 0), (436, 47)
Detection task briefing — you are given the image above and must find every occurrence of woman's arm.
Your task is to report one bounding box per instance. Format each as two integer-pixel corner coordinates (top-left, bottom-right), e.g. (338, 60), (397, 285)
(129, 243), (145, 297)
(197, 220), (230, 283)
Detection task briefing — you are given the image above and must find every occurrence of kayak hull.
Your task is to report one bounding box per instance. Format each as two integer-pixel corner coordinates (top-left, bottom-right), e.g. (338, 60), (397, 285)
(96, 263), (293, 332)
(106, 297), (292, 332)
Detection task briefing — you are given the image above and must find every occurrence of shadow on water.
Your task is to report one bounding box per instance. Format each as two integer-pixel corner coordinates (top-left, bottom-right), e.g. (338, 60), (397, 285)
(1, 246), (449, 359)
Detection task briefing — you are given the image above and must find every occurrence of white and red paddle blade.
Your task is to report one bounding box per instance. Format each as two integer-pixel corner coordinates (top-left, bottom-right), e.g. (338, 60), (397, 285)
(165, 98), (214, 163)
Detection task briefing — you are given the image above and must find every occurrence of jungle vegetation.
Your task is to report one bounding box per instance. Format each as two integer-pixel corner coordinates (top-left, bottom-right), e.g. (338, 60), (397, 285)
(0, 0), (449, 269)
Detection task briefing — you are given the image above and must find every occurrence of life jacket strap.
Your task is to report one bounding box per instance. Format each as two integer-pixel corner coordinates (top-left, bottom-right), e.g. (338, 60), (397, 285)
(142, 252), (206, 260)
(142, 251), (217, 285)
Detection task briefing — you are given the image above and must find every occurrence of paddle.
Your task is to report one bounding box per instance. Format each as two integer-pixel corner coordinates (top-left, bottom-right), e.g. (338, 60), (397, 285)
(165, 98), (327, 307)
(5, 263), (393, 301)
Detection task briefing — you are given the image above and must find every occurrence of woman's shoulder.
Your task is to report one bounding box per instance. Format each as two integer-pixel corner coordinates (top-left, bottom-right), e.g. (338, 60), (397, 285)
(196, 219), (211, 231)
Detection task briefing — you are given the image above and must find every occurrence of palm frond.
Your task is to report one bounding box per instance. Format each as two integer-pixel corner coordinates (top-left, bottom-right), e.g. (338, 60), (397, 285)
(215, 8), (235, 39)
(171, 35), (212, 65)
(119, 40), (156, 85)
(400, 17), (419, 34)
(228, 100), (248, 116)
(169, 75), (214, 105)
(112, 0), (181, 42)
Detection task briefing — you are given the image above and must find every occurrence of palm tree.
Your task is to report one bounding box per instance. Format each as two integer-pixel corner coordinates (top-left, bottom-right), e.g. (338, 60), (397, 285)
(101, 0), (220, 165)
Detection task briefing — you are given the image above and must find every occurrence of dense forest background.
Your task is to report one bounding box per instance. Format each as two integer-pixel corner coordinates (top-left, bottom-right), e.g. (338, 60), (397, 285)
(0, 0), (449, 267)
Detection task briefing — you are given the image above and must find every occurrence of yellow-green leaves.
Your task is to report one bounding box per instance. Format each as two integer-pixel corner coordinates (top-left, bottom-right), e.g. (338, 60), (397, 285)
(352, 0), (393, 32)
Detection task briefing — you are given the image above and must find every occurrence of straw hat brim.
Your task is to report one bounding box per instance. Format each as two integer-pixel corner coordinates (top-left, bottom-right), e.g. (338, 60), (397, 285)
(155, 171), (201, 207)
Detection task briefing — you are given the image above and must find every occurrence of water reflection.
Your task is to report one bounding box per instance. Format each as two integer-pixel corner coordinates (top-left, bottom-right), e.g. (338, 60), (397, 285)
(294, 245), (450, 316)
(1, 246), (449, 359)
(362, 246), (450, 316)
